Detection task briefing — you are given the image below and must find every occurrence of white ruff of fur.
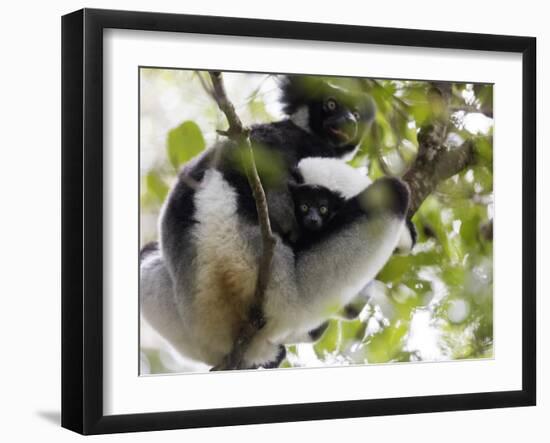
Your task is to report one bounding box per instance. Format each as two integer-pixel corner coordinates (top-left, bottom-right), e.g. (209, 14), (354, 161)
(289, 106), (311, 133)
(338, 145), (360, 162)
(297, 157), (371, 198)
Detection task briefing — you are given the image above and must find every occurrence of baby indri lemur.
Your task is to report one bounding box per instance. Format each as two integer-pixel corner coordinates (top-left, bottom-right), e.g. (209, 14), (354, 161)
(289, 183), (346, 250)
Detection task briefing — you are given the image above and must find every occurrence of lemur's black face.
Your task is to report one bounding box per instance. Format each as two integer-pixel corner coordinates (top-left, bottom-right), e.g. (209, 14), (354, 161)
(280, 75), (376, 153)
(308, 92), (370, 149)
(291, 185), (344, 232)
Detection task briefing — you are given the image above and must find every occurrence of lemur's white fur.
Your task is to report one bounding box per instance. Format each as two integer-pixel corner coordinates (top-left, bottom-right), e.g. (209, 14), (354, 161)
(141, 159), (408, 368)
(297, 157), (371, 198)
(396, 224), (414, 253)
(289, 106), (311, 134)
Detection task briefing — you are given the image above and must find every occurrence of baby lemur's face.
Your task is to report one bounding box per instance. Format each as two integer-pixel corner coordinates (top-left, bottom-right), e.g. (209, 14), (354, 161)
(291, 185), (344, 232)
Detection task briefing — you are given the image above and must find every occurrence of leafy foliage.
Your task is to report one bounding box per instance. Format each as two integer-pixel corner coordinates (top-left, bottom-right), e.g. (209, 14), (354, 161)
(167, 120), (205, 169)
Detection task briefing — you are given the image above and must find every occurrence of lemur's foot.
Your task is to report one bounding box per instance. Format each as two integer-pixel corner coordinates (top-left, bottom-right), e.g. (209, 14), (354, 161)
(260, 345), (287, 369)
(358, 177), (410, 218)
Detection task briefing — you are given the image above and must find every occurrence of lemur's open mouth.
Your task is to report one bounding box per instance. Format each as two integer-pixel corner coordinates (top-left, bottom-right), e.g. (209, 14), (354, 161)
(324, 118), (357, 146)
(326, 125), (357, 147)
(328, 127), (351, 142)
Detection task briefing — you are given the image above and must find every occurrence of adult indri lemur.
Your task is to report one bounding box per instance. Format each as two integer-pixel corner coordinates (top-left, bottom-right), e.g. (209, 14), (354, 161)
(140, 75), (412, 369)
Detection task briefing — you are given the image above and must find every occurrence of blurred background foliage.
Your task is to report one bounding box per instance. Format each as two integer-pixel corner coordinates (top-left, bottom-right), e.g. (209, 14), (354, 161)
(139, 68), (493, 374)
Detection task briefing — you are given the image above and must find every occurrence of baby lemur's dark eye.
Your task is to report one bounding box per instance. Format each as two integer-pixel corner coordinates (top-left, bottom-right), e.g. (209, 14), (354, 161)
(300, 204), (309, 212)
(319, 206), (328, 215)
(324, 98), (337, 112)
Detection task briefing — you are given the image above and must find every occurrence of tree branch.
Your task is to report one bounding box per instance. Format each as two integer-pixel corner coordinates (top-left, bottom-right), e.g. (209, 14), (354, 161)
(404, 137), (474, 215)
(403, 84), (476, 216)
(207, 71), (277, 371)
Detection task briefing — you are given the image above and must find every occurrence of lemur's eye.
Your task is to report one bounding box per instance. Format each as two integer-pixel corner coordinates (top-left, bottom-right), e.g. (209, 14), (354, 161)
(325, 98), (337, 112)
(352, 110), (361, 120)
(319, 206), (328, 215)
(300, 204), (309, 212)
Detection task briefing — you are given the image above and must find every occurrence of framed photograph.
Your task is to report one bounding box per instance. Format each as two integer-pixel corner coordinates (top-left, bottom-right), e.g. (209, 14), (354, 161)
(62, 8), (536, 435)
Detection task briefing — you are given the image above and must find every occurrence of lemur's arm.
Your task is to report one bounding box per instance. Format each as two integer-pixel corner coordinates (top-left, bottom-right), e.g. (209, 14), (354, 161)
(266, 186), (300, 243)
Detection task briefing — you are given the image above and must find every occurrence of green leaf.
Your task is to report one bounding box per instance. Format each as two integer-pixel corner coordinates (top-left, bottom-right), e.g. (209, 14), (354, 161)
(377, 251), (439, 284)
(368, 157), (385, 180)
(365, 321), (409, 363)
(229, 144), (286, 188)
(314, 320), (339, 355)
(167, 120), (205, 169)
(146, 171), (169, 203)
(474, 137), (493, 165)
(248, 100), (272, 121)
(442, 266), (466, 287)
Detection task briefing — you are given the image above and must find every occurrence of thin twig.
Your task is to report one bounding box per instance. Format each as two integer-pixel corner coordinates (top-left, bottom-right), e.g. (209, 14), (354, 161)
(178, 172), (201, 191)
(207, 71), (277, 370)
(367, 78), (411, 122)
(195, 71), (216, 101)
(371, 79), (411, 113)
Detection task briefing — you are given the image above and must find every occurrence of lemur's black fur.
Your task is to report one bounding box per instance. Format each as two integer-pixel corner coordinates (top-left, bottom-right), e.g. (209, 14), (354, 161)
(139, 241), (159, 263)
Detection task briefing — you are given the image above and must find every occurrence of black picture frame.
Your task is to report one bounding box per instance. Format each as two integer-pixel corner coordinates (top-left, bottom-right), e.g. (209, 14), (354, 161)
(61, 8), (536, 435)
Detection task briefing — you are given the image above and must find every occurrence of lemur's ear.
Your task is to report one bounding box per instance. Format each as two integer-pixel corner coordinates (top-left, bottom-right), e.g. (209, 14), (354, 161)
(394, 218), (417, 254)
(289, 166), (304, 185)
(328, 191), (346, 212)
(278, 76), (306, 115)
(406, 218), (418, 248)
(278, 75), (324, 115)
